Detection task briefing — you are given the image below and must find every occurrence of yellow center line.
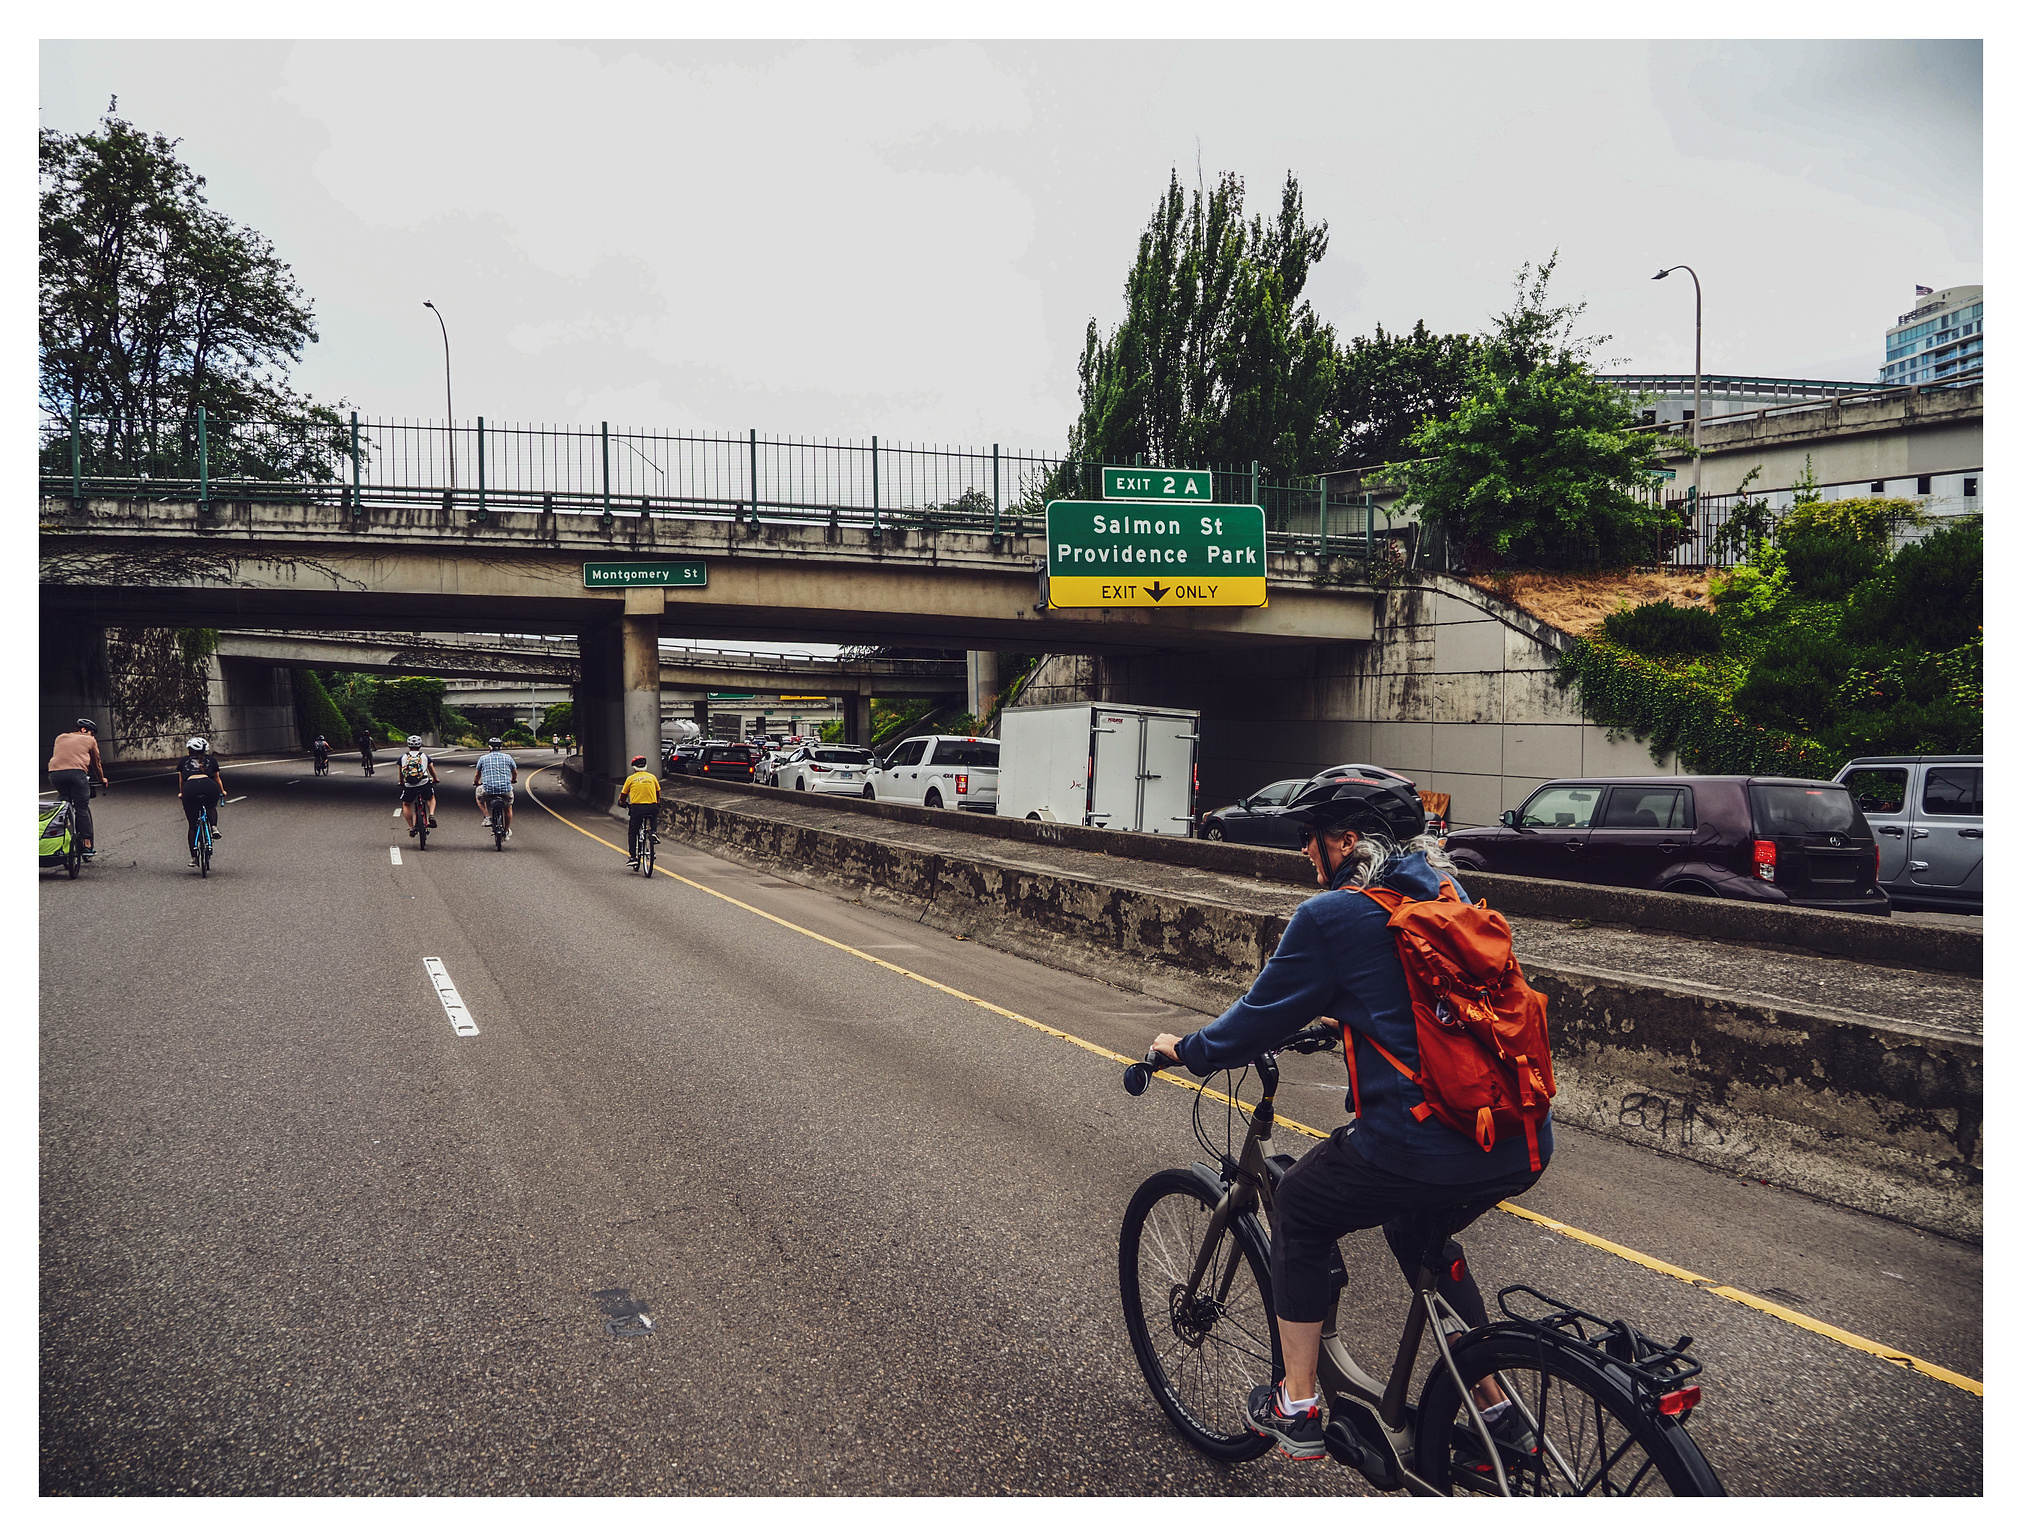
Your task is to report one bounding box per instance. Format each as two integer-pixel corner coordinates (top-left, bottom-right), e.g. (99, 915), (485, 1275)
(526, 768), (1984, 1399)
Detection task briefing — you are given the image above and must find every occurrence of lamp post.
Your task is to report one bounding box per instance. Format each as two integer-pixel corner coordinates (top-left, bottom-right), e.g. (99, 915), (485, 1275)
(423, 300), (454, 492)
(1652, 265), (1702, 505)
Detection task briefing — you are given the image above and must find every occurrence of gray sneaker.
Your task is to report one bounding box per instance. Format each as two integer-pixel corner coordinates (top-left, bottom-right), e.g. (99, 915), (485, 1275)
(1245, 1382), (1326, 1460)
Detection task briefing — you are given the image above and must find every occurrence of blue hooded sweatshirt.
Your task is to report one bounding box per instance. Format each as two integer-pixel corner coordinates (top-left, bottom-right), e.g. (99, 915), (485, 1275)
(1173, 849), (1551, 1184)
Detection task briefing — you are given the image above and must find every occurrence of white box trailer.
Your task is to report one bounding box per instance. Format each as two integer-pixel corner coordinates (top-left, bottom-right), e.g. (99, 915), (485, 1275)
(996, 702), (1201, 836)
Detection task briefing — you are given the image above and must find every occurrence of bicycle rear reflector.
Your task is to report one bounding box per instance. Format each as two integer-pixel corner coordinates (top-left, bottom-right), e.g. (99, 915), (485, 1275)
(1659, 1385), (1702, 1416)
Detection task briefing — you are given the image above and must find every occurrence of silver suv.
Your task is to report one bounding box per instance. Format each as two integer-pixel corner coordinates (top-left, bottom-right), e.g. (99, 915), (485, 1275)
(1833, 755), (1982, 912)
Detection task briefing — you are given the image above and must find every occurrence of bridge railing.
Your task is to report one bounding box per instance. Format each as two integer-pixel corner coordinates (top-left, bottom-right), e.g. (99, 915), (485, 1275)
(39, 412), (1399, 558)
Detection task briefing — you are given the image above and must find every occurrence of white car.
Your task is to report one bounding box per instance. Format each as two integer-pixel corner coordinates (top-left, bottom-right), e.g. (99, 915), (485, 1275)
(865, 735), (1000, 812)
(778, 745), (875, 796)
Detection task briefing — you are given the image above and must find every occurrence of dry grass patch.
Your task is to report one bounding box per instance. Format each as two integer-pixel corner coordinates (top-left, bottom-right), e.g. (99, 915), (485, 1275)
(1462, 571), (1714, 638)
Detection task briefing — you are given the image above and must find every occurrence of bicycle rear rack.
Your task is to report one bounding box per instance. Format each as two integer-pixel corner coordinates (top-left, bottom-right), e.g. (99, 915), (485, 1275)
(1495, 1284), (1705, 1411)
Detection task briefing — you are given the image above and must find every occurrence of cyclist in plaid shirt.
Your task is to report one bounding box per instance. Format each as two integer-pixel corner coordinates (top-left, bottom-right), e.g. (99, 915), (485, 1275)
(472, 738), (519, 840)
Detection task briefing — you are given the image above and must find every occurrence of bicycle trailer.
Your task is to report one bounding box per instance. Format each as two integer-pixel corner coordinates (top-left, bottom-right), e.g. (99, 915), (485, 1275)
(39, 801), (76, 866)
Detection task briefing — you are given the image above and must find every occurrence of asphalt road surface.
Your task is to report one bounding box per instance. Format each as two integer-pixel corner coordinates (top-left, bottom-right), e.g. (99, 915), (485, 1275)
(40, 756), (1982, 1495)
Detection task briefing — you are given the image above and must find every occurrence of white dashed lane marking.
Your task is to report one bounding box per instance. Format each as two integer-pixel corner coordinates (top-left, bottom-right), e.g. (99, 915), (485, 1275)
(390, 846), (402, 865)
(422, 957), (479, 1037)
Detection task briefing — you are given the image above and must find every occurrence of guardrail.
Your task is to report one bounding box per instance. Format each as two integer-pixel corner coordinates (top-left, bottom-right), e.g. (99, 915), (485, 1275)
(39, 412), (1399, 560)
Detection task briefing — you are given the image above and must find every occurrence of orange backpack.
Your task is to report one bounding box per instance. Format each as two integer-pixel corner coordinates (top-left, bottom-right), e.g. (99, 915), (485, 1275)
(1340, 879), (1556, 1173)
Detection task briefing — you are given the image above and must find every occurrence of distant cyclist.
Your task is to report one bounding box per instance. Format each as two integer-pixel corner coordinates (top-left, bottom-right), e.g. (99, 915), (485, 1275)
(48, 718), (110, 859)
(355, 725), (377, 777)
(175, 735), (227, 866)
(472, 736), (518, 840)
(395, 736), (440, 838)
(618, 754), (660, 867)
(310, 733), (332, 773)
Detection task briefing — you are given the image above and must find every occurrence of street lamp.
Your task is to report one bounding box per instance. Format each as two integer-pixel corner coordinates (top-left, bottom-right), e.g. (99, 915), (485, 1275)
(423, 300), (454, 493)
(1652, 265), (1702, 504)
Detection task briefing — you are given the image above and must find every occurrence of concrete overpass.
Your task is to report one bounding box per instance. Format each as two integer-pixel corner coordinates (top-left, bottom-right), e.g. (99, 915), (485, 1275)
(210, 628), (969, 697)
(1327, 377), (1983, 528)
(42, 494), (1375, 788)
(209, 627), (968, 740)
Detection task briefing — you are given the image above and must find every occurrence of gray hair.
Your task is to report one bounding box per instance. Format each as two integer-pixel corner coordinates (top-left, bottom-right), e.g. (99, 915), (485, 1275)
(1331, 830), (1456, 890)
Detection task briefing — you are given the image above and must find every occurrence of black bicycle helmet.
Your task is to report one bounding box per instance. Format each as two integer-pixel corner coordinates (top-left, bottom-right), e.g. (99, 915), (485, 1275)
(75, 718), (97, 732)
(1276, 776), (1426, 842)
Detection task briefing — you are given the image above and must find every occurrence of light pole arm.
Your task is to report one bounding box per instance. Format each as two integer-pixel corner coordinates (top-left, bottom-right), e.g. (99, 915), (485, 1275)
(424, 300), (454, 490)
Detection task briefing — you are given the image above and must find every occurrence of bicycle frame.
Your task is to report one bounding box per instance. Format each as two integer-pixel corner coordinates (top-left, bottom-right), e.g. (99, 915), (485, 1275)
(1181, 1044), (1515, 1497)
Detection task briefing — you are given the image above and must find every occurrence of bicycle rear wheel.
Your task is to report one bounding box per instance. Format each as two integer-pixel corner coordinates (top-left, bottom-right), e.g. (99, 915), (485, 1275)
(198, 824), (211, 878)
(493, 812), (505, 851)
(1416, 1334), (1724, 1496)
(1118, 1168), (1278, 1462)
(641, 831), (656, 877)
(417, 811), (428, 850)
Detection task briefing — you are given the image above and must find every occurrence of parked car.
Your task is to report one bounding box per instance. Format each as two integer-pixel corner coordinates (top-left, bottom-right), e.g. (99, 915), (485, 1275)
(1198, 778), (1306, 846)
(695, 741), (759, 783)
(865, 735), (1000, 811)
(777, 745), (875, 796)
(1443, 775), (1889, 914)
(1834, 755), (1981, 913)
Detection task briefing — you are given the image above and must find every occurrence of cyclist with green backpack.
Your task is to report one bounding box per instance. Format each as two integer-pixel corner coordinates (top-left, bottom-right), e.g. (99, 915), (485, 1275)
(1149, 777), (1553, 1463)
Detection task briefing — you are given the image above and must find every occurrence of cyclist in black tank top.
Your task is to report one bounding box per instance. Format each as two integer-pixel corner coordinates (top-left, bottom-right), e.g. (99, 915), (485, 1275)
(175, 736), (228, 864)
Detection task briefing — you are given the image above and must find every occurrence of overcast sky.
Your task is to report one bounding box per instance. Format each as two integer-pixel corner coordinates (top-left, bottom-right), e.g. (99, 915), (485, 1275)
(39, 38), (1982, 456)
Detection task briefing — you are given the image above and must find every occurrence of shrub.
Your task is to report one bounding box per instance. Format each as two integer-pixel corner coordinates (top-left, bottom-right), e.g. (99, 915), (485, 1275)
(1779, 531), (1885, 603)
(1729, 630), (1858, 736)
(1841, 518), (1982, 652)
(1599, 599), (1720, 657)
(291, 668), (352, 745)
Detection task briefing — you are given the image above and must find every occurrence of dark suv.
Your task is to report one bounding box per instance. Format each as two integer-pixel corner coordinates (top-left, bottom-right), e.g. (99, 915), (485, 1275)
(696, 741), (758, 783)
(1443, 776), (1889, 915)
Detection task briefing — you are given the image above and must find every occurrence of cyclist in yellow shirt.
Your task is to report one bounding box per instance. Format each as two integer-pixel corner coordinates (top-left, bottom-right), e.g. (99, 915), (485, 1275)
(619, 755), (661, 867)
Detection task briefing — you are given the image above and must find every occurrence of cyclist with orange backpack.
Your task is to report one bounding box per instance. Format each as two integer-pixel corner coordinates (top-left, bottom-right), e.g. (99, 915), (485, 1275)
(1149, 777), (1554, 1463)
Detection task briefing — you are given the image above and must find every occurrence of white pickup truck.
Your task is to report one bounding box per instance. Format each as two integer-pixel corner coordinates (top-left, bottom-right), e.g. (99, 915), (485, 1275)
(865, 734), (1000, 812)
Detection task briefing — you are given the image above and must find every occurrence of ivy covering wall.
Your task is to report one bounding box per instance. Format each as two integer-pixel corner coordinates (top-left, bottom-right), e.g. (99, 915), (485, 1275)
(1556, 505), (1980, 777)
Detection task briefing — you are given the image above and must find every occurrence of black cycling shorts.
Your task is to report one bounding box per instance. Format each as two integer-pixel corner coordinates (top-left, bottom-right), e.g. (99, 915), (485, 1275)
(399, 780), (437, 803)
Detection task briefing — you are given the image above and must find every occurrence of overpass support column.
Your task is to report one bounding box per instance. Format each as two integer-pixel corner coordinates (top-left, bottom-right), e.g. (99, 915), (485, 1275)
(966, 649), (999, 721)
(846, 693), (874, 749)
(622, 588), (664, 775)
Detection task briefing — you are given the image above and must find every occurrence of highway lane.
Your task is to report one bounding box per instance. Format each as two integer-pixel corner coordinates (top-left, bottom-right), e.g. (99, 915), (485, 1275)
(40, 757), (1981, 1495)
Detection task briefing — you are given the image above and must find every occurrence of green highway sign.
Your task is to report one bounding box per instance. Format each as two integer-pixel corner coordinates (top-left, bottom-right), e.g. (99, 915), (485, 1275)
(1650, 467), (1677, 481)
(1102, 465), (1212, 502)
(583, 560), (707, 589)
(1045, 500), (1267, 609)
(707, 692), (755, 701)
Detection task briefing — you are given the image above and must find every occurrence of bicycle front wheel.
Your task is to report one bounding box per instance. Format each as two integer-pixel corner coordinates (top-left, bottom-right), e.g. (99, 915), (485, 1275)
(1118, 1168), (1278, 1462)
(1416, 1334), (1724, 1496)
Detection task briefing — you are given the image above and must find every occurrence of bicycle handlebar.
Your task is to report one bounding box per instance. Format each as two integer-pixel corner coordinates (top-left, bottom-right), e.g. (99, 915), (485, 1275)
(1121, 1024), (1336, 1097)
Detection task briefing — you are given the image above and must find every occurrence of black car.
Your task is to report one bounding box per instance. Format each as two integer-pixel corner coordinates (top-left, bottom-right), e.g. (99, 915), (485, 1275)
(665, 741), (708, 776)
(1199, 778), (1306, 846)
(1443, 775), (1889, 914)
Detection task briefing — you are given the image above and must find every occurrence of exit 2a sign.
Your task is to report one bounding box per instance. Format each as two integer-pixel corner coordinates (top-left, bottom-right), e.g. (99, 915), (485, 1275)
(1102, 465), (1211, 502)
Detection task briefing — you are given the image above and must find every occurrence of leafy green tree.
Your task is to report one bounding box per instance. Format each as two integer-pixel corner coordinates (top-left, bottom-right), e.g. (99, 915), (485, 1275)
(541, 701), (574, 741)
(1327, 321), (1478, 467)
(40, 103), (346, 480)
(1065, 169), (1337, 478)
(376, 676), (449, 737)
(1383, 256), (1668, 568)
(291, 668), (352, 745)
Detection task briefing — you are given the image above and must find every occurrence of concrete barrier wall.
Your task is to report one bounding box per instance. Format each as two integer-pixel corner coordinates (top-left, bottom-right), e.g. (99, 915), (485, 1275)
(652, 775), (1981, 977)
(584, 775), (1981, 1240)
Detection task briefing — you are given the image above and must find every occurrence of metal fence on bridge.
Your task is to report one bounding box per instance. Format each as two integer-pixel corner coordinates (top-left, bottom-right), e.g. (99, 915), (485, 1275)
(39, 410), (1396, 559)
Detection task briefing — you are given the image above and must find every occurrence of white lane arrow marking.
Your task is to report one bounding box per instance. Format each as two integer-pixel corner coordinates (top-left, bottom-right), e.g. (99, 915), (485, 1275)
(422, 957), (479, 1037)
